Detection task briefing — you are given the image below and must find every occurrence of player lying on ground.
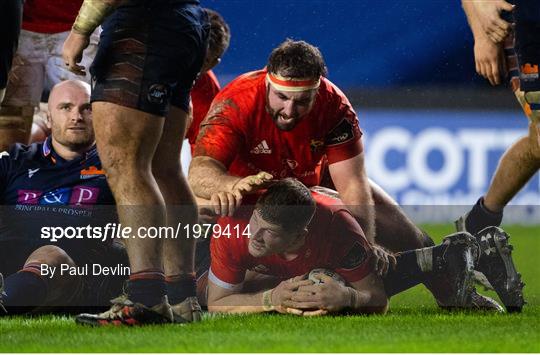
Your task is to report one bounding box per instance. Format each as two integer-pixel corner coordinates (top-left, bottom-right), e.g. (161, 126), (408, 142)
(0, 80), (126, 315)
(188, 39), (501, 310)
(199, 179), (520, 314)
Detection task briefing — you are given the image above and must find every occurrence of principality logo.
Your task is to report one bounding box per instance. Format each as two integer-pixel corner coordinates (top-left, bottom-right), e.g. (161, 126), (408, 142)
(250, 140), (272, 154)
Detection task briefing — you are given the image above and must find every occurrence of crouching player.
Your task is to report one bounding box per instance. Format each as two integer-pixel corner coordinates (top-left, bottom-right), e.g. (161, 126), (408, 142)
(202, 179), (511, 315)
(0, 80), (127, 315)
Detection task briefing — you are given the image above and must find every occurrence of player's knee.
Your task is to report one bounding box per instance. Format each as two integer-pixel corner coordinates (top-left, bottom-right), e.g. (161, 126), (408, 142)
(25, 245), (75, 269)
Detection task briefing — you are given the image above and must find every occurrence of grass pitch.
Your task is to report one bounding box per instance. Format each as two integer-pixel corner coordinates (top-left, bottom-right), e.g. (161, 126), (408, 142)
(1, 224), (539, 353)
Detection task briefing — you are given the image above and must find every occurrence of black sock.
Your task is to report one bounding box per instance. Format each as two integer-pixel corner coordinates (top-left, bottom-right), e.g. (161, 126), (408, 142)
(383, 244), (447, 297)
(466, 197), (503, 234)
(166, 274), (196, 305)
(127, 269), (166, 307)
(3, 263), (48, 313)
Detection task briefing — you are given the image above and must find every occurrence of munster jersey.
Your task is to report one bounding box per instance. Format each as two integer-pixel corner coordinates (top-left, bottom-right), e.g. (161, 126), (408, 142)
(0, 138), (115, 244)
(22, 0), (83, 34)
(193, 69), (363, 187)
(208, 191), (373, 289)
(187, 70), (221, 152)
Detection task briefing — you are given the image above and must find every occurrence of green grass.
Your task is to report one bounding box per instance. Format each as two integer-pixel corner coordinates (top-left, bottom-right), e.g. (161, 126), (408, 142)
(1, 225), (539, 353)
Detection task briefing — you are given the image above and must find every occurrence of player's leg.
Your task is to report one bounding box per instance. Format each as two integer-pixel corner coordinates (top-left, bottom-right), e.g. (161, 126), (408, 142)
(153, 106), (201, 322)
(1, 245), (79, 314)
(0, 0), (22, 104)
(154, 5), (209, 323)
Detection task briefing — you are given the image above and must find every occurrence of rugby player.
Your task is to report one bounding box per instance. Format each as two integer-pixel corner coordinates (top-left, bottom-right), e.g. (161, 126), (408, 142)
(0, 0), (99, 152)
(202, 179), (511, 314)
(0, 0), (21, 105)
(63, 0), (209, 325)
(0, 80), (127, 315)
(457, 0), (536, 311)
(189, 39), (500, 309)
(186, 8), (230, 154)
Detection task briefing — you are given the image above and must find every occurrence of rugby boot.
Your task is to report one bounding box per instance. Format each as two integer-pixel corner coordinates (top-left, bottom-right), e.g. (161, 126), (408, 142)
(75, 295), (173, 326)
(473, 226), (525, 312)
(171, 296), (202, 323)
(0, 273), (6, 315)
(455, 198), (503, 235)
(470, 290), (504, 312)
(435, 232), (476, 308)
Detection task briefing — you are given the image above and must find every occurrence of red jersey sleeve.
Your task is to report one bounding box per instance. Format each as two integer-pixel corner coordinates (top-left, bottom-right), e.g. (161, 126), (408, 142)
(192, 95), (244, 168)
(324, 98), (363, 164)
(187, 71), (221, 149)
(209, 218), (248, 288)
(329, 210), (373, 283)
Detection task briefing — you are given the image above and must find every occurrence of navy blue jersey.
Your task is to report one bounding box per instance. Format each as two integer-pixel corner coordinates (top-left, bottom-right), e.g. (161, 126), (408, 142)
(0, 138), (116, 246)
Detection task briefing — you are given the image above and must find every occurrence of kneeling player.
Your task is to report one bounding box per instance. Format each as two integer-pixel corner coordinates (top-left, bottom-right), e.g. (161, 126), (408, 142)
(202, 179), (516, 315)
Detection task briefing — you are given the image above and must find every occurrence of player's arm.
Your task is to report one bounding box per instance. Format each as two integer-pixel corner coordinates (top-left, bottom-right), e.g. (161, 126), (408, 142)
(462, 0), (508, 85)
(462, 0), (513, 44)
(329, 152), (375, 243)
(63, 0), (121, 75)
(207, 275), (312, 314)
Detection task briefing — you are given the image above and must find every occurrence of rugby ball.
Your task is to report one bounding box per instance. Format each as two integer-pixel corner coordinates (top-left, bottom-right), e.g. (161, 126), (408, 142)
(308, 268), (345, 285)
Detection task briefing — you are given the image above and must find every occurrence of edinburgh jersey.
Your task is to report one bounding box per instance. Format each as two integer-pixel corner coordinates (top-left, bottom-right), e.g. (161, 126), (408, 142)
(0, 138), (115, 245)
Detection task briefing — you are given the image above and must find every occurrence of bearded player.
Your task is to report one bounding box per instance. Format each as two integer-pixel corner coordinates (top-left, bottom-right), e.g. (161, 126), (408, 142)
(200, 179), (518, 314)
(63, 0), (209, 325)
(189, 39), (500, 310)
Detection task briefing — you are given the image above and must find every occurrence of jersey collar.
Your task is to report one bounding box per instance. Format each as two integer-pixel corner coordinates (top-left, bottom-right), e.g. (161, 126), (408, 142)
(42, 137), (97, 165)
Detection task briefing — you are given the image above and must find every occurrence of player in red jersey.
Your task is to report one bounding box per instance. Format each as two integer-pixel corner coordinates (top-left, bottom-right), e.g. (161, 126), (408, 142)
(0, 0), (99, 152)
(186, 9), (230, 154)
(203, 179), (502, 314)
(190, 39), (503, 310)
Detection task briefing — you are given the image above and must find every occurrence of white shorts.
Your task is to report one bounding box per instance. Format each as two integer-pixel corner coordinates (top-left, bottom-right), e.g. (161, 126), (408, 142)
(2, 29), (99, 107)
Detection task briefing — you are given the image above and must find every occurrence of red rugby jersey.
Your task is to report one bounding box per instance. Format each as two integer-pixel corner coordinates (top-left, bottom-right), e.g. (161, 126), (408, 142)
(209, 191), (373, 288)
(187, 70), (221, 152)
(194, 69), (363, 187)
(22, 0), (83, 34)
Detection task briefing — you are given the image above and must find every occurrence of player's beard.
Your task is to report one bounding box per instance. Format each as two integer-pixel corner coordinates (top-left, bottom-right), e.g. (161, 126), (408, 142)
(267, 105), (301, 131)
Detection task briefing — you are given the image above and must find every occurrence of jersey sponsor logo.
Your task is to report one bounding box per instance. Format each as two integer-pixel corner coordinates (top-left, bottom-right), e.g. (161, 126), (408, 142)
(80, 166), (106, 179)
(17, 186), (100, 206)
(325, 118), (357, 146)
(0, 151), (9, 159)
(250, 140), (272, 154)
(28, 168), (40, 178)
(310, 139), (324, 153)
(339, 242), (367, 270)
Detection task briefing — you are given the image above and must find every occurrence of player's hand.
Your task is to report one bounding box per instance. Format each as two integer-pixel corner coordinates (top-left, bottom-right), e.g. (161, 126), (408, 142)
(468, 0), (514, 43)
(209, 190), (243, 217)
(283, 274), (350, 314)
(271, 276), (314, 315)
(231, 172), (273, 195)
(371, 245), (396, 277)
(474, 37), (507, 86)
(62, 30), (90, 76)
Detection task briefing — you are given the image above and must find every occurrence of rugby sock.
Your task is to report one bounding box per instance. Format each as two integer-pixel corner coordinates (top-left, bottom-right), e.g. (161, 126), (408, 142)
(384, 244), (447, 297)
(127, 269), (167, 307)
(166, 274), (196, 304)
(3, 263), (48, 312)
(465, 197), (503, 235)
